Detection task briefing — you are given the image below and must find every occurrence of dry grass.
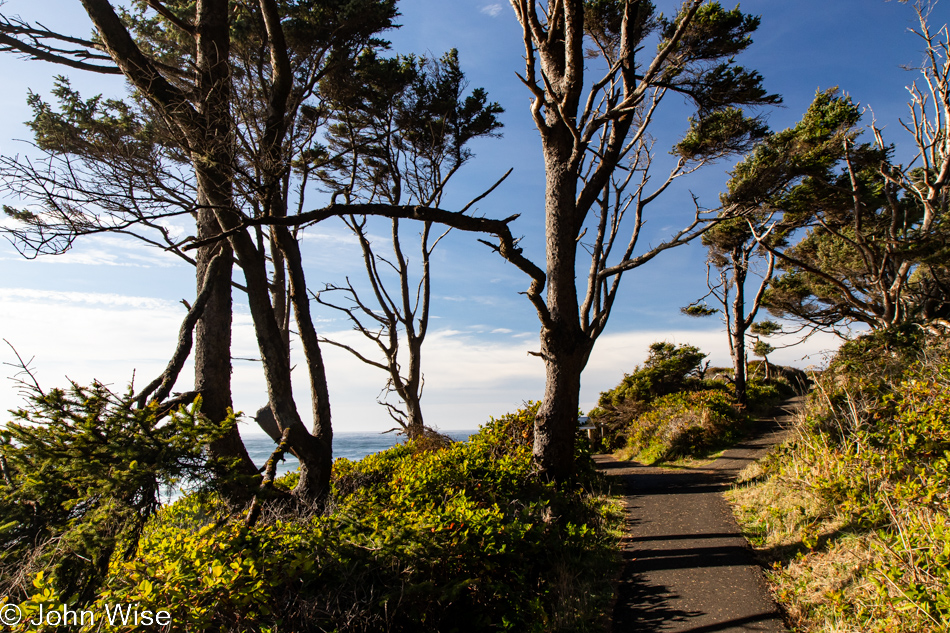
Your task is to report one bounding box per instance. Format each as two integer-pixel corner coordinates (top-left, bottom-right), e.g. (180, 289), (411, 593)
(727, 424), (949, 631)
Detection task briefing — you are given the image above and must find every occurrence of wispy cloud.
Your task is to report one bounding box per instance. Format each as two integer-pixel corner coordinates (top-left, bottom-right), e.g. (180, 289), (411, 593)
(480, 4), (503, 18)
(0, 234), (187, 269)
(0, 288), (176, 310)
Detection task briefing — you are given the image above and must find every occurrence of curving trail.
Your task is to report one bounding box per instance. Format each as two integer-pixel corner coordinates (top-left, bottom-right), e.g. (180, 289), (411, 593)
(596, 396), (805, 632)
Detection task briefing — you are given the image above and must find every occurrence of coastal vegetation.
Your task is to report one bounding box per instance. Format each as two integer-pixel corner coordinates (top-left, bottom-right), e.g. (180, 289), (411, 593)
(1, 397), (622, 632)
(588, 341), (801, 464)
(729, 327), (950, 632)
(0, 0), (948, 630)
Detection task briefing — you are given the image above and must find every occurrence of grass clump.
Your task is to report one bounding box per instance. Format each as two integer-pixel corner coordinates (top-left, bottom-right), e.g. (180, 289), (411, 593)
(727, 326), (950, 632)
(5, 401), (624, 632)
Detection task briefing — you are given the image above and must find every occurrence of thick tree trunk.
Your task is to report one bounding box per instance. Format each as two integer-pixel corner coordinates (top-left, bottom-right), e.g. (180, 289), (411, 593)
(534, 332), (586, 481)
(534, 133), (586, 482)
(192, 0), (257, 487)
(401, 380), (425, 440)
(731, 321), (748, 405)
(194, 209), (258, 482)
(402, 336), (425, 439)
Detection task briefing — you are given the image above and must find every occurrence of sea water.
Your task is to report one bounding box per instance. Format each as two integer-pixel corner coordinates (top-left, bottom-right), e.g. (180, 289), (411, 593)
(244, 430), (477, 478)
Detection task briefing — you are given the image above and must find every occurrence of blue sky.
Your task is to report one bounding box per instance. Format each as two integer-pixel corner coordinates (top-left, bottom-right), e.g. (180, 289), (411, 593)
(0, 0), (943, 432)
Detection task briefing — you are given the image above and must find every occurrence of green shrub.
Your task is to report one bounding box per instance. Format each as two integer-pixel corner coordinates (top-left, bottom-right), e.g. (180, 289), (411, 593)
(588, 342), (801, 458)
(8, 402), (622, 633)
(729, 329), (950, 632)
(0, 381), (234, 604)
(622, 389), (748, 463)
(597, 342), (707, 408)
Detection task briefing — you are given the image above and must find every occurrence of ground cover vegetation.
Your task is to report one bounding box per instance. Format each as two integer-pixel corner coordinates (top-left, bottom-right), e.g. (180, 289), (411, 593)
(0, 394), (622, 632)
(728, 328), (950, 632)
(586, 342), (802, 463)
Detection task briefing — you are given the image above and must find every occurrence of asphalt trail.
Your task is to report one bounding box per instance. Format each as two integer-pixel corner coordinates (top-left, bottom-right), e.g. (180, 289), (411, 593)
(597, 396), (804, 632)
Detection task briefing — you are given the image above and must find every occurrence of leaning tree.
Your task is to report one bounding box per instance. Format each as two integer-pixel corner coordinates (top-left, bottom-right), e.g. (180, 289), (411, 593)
(752, 8), (950, 333)
(0, 0), (399, 504)
(684, 89), (865, 402)
(0, 0), (519, 505)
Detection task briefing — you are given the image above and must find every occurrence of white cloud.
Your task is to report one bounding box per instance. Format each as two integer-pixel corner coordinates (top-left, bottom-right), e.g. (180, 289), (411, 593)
(481, 4), (503, 17)
(0, 288), (175, 310)
(0, 289), (845, 437)
(299, 230), (360, 246)
(0, 234), (187, 269)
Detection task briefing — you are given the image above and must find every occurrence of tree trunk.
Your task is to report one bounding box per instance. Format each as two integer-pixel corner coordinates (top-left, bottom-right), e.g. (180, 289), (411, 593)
(274, 226), (333, 503)
(534, 332), (586, 482)
(730, 248), (748, 405)
(224, 225), (329, 506)
(534, 132), (585, 482)
(192, 0), (257, 487)
(402, 335), (425, 439)
(194, 209), (259, 483)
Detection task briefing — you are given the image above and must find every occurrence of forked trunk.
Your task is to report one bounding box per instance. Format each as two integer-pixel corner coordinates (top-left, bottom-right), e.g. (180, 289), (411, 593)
(194, 208), (259, 486)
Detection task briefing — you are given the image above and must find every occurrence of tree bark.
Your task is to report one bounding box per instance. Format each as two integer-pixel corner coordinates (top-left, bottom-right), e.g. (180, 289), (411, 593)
(218, 222), (328, 505)
(534, 131), (586, 482)
(192, 0), (258, 485)
(730, 247), (748, 405)
(274, 225), (333, 503)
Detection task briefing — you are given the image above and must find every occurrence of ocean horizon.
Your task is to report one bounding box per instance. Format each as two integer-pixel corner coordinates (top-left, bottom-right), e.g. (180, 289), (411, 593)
(244, 430), (479, 477)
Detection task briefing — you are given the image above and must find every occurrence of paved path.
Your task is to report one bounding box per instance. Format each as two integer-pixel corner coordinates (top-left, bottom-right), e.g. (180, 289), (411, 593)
(596, 396), (804, 633)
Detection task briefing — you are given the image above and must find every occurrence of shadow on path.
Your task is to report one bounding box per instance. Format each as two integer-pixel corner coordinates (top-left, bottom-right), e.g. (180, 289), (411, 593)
(598, 396), (805, 632)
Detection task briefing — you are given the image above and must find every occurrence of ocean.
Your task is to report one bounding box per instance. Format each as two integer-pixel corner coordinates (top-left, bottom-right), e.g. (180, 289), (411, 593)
(244, 430), (478, 478)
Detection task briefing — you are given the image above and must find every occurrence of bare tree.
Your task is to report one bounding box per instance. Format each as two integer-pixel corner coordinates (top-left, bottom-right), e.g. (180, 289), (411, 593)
(316, 218), (442, 438)
(683, 231), (774, 404)
(311, 50), (504, 439)
(506, 0), (780, 480)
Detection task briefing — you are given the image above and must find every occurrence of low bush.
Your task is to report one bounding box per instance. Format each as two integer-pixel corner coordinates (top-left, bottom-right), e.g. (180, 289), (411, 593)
(0, 382), (234, 605)
(616, 389), (748, 463)
(589, 342), (798, 460)
(7, 402), (623, 632)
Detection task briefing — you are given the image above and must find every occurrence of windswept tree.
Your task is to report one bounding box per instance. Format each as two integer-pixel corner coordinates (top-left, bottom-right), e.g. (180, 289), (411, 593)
(0, 1), (523, 505)
(0, 0), (401, 504)
(507, 0), (780, 480)
(756, 7), (950, 332)
(684, 89), (864, 402)
(683, 217), (775, 404)
(313, 50), (504, 439)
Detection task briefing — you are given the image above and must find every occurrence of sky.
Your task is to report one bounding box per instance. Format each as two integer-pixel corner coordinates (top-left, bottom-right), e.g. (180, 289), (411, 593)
(0, 0), (945, 433)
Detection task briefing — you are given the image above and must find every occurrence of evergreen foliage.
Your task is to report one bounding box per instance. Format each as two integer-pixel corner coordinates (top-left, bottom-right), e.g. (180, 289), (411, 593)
(0, 380), (234, 604)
